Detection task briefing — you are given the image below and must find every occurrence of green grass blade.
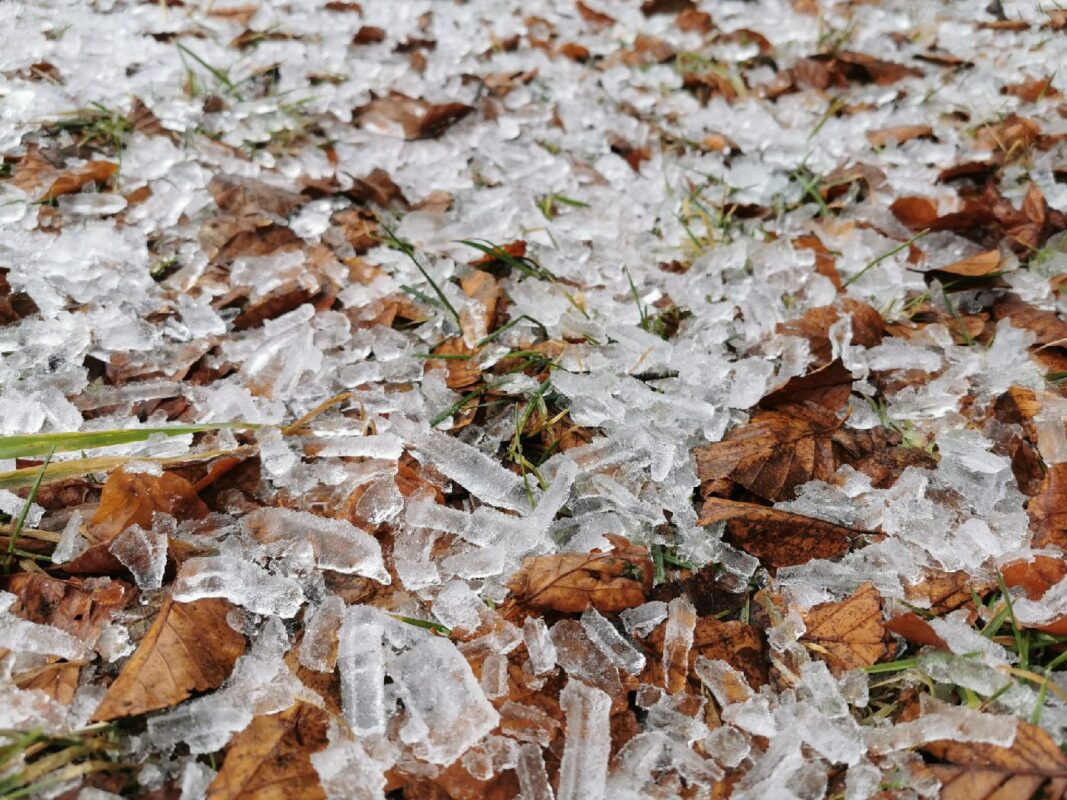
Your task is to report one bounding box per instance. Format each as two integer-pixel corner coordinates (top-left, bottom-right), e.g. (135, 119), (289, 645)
(0, 423), (258, 461)
(5, 448), (53, 566)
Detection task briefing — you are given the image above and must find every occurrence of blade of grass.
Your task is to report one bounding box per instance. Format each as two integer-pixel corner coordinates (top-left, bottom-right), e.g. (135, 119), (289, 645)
(379, 223), (461, 327)
(3, 449), (53, 571)
(0, 422), (258, 461)
(843, 229), (930, 288)
(388, 614), (450, 636)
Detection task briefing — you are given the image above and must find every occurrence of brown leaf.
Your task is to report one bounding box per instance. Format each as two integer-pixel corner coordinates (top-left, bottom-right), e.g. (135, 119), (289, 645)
(576, 1), (614, 30)
(348, 168), (408, 208)
(801, 582), (890, 674)
(1002, 75), (1061, 103)
(759, 360), (856, 412)
(890, 195), (939, 229)
(206, 702), (329, 800)
(885, 611), (948, 649)
(694, 403), (843, 502)
(354, 92), (474, 140)
(676, 9), (714, 34)
(927, 250), (1002, 278)
(793, 234), (843, 291)
(641, 0), (694, 14)
(428, 336), (481, 391)
(975, 113), (1042, 155)
(505, 534), (653, 613)
(777, 299), (884, 369)
(93, 596), (245, 721)
(15, 661), (81, 705)
(641, 617), (766, 693)
(923, 719), (1067, 800)
(208, 175), (306, 219)
(866, 125), (935, 148)
(698, 497), (866, 569)
(1001, 554), (1067, 601)
(1029, 462), (1067, 550)
(89, 468), (210, 545)
(904, 570), (991, 616)
(993, 294), (1067, 347)
(2, 573), (133, 642)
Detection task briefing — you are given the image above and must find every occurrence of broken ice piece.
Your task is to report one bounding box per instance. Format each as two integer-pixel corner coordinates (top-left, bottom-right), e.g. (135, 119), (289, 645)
(481, 652), (509, 699)
(523, 617), (558, 675)
(172, 554), (305, 617)
(500, 701), (561, 747)
(0, 591), (89, 661)
(388, 636), (499, 764)
(695, 658), (754, 706)
(243, 508), (390, 583)
(53, 510), (87, 563)
(580, 608), (645, 675)
(620, 601), (668, 638)
(433, 579), (486, 633)
(300, 595), (345, 672)
(557, 679), (612, 800)
(109, 524), (167, 590)
(338, 605), (387, 736)
(310, 724), (389, 800)
(515, 742), (554, 800)
(704, 725), (750, 768)
(662, 596), (696, 693)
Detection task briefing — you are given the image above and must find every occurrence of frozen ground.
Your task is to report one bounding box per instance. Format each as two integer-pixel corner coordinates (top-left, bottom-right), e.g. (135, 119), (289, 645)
(2, 0), (1067, 797)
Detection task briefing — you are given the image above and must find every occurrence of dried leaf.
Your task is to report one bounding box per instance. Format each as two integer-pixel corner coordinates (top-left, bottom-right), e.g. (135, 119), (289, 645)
(801, 582), (891, 674)
(459, 269), (501, 342)
(576, 1), (614, 30)
(694, 404), (843, 502)
(923, 719), (1067, 800)
(993, 295), (1067, 347)
(698, 497), (866, 569)
(759, 359), (856, 412)
(885, 611), (948, 649)
(890, 195), (939, 229)
(777, 299), (884, 369)
(206, 702), (329, 800)
(354, 92), (474, 140)
(505, 534), (653, 613)
(429, 337), (481, 390)
(641, 617), (766, 693)
(1002, 75), (1061, 103)
(89, 468), (209, 545)
(928, 250), (1002, 278)
(904, 570), (992, 616)
(208, 174), (306, 219)
(2, 573), (133, 642)
(793, 233), (843, 291)
(93, 596), (246, 721)
(1029, 463), (1067, 550)
(1001, 554), (1067, 601)
(866, 125), (934, 148)
(15, 661), (81, 705)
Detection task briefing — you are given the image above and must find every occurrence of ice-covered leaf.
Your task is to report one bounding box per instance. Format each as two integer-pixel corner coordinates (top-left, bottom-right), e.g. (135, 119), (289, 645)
(93, 596), (246, 720)
(505, 534), (653, 613)
(698, 497), (867, 569)
(354, 92), (473, 140)
(206, 702), (329, 800)
(801, 583), (891, 674)
(885, 611), (948, 649)
(90, 468), (209, 545)
(1028, 463), (1067, 550)
(3, 572), (132, 643)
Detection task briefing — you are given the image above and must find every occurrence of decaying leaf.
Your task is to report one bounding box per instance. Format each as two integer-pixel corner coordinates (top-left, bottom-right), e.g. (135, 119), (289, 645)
(926, 250), (1001, 279)
(1029, 463), (1067, 550)
(885, 611), (948, 649)
(505, 534), (653, 613)
(922, 719), (1067, 800)
(1001, 554), (1067, 601)
(866, 125), (934, 148)
(207, 702), (330, 800)
(2, 573), (133, 643)
(777, 299), (884, 369)
(904, 569), (990, 616)
(459, 269), (501, 343)
(93, 596), (246, 721)
(89, 467), (210, 545)
(698, 497), (867, 569)
(801, 582), (891, 674)
(694, 403), (843, 502)
(354, 91), (474, 140)
(641, 617), (767, 693)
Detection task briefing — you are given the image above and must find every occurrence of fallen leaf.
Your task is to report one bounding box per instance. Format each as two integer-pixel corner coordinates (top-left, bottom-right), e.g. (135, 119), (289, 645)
(922, 719), (1067, 800)
(975, 114), (1042, 155)
(2, 573), (133, 642)
(777, 299), (884, 369)
(890, 196), (939, 229)
(348, 168), (408, 207)
(641, 617), (767, 693)
(759, 359), (856, 412)
(641, 0), (694, 14)
(793, 234), (843, 290)
(694, 403), (843, 502)
(208, 174), (306, 220)
(866, 125), (934, 148)
(675, 8), (714, 34)
(505, 534), (653, 613)
(576, 1), (614, 30)
(1029, 462), (1067, 550)
(428, 336), (481, 390)
(801, 582), (891, 674)
(927, 250), (1001, 279)
(698, 497), (867, 569)
(904, 570), (991, 616)
(206, 702), (329, 800)
(1002, 76), (1061, 103)
(354, 92), (474, 140)
(93, 596), (246, 721)
(15, 661), (81, 705)
(459, 269), (501, 343)
(1001, 554), (1067, 601)
(885, 611), (948, 649)
(89, 468), (210, 545)
(993, 295), (1067, 347)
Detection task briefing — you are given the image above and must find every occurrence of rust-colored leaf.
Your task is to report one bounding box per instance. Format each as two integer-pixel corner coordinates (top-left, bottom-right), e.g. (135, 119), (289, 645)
(505, 534), (653, 613)
(922, 719), (1067, 800)
(993, 294), (1067, 347)
(885, 611), (947, 649)
(777, 299), (884, 369)
(1002, 75), (1061, 103)
(576, 1), (614, 30)
(354, 92), (474, 140)
(759, 359), (856, 412)
(2, 573), (133, 642)
(1029, 463), (1067, 550)
(929, 250), (1002, 278)
(904, 569), (991, 616)
(890, 195), (939, 229)
(801, 582), (891, 674)
(698, 497), (866, 569)
(694, 403), (843, 502)
(460, 269), (501, 343)
(793, 233), (842, 291)
(89, 468), (210, 545)
(206, 702), (330, 800)
(93, 596), (246, 721)
(641, 617), (766, 693)
(1001, 554), (1067, 601)
(208, 174), (306, 219)
(428, 336), (481, 391)
(15, 661), (81, 705)
(866, 125), (934, 148)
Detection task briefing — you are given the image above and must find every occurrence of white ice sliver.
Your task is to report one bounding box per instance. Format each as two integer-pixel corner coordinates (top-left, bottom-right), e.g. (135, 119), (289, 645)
(387, 636), (499, 764)
(172, 554), (305, 618)
(580, 608), (645, 675)
(557, 679), (612, 800)
(338, 605), (387, 736)
(109, 524), (167, 590)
